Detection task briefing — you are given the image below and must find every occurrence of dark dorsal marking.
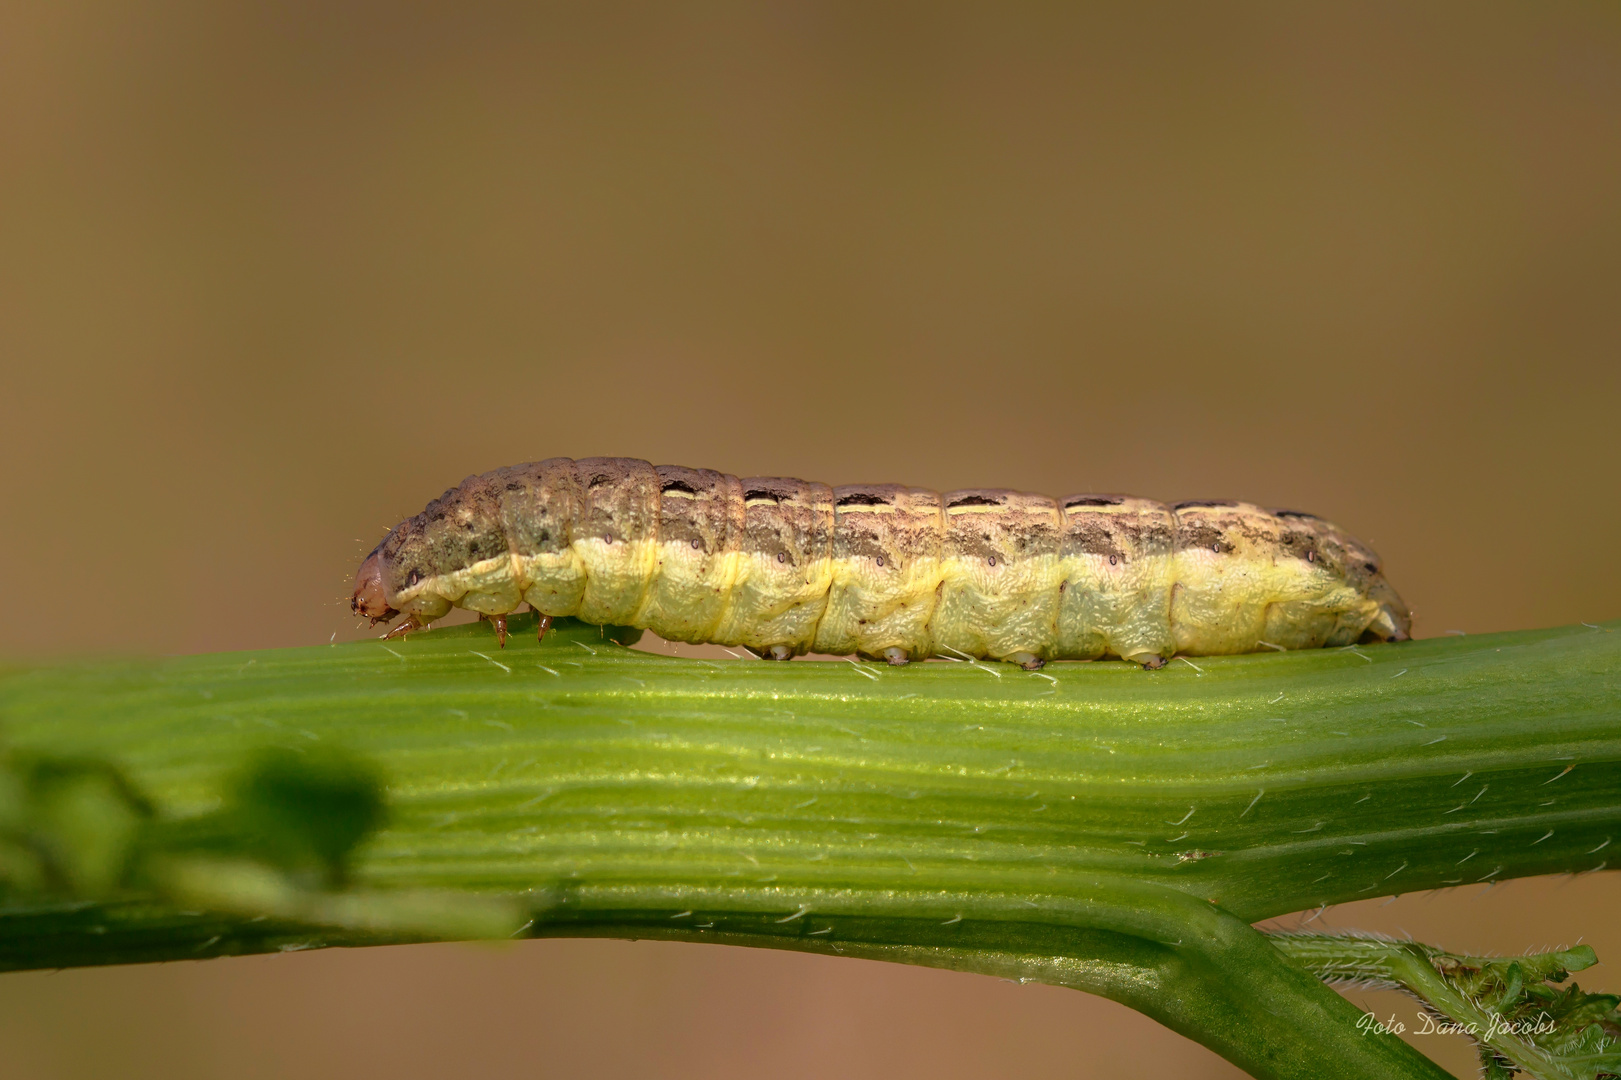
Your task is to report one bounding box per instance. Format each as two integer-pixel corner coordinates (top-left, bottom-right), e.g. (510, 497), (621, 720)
(1065, 496), (1123, 508)
(587, 473), (614, 489)
(836, 492), (890, 508)
(743, 489), (780, 503)
(660, 479), (699, 496)
(1175, 500), (1237, 510)
(1273, 509), (1320, 521)
(947, 494), (1003, 508)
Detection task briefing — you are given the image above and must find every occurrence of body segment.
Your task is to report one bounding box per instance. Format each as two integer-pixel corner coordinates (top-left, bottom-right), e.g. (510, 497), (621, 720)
(352, 458), (1411, 667)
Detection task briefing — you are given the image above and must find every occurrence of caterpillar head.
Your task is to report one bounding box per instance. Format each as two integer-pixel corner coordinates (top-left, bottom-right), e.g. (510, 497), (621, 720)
(350, 548), (399, 626)
(351, 519), (454, 627)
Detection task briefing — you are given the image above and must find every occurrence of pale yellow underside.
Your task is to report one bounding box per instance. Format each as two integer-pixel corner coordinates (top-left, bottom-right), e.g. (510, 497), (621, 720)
(394, 536), (1377, 662)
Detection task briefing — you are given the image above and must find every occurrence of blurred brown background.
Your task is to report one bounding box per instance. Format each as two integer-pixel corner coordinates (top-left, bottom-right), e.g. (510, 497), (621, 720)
(1, 2), (1618, 1077)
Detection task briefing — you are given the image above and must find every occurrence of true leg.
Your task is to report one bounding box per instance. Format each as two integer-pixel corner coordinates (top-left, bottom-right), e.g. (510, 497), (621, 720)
(383, 616), (426, 640)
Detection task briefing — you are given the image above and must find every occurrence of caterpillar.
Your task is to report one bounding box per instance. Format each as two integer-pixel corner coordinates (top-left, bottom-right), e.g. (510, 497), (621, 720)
(350, 457), (1411, 670)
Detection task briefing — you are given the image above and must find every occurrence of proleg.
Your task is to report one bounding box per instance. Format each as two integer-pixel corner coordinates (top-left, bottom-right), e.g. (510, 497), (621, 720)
(350, 458), (1412, 667)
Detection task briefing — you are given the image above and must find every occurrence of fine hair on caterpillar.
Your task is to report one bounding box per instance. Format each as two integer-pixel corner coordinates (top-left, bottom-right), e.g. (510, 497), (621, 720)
(350, 457), (1411, 670)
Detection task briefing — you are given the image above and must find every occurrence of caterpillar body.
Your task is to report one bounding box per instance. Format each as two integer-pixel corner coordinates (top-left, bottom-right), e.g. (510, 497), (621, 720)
(350, 457), (1411, 669)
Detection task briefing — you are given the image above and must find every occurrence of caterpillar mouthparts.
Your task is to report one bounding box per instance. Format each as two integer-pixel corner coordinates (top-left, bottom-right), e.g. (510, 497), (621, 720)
(351, 457), (1411, 669)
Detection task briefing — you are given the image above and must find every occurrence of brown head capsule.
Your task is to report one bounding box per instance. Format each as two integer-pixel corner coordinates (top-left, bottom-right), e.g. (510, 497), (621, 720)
(350, 549), (398, 626)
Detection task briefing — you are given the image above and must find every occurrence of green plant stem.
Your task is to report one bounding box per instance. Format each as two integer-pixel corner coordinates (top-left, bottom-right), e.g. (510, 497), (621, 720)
(1274, 935), (1618, 1079)
(527, 887), (1450, 1080)
(0, 617), (1616, 1079)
